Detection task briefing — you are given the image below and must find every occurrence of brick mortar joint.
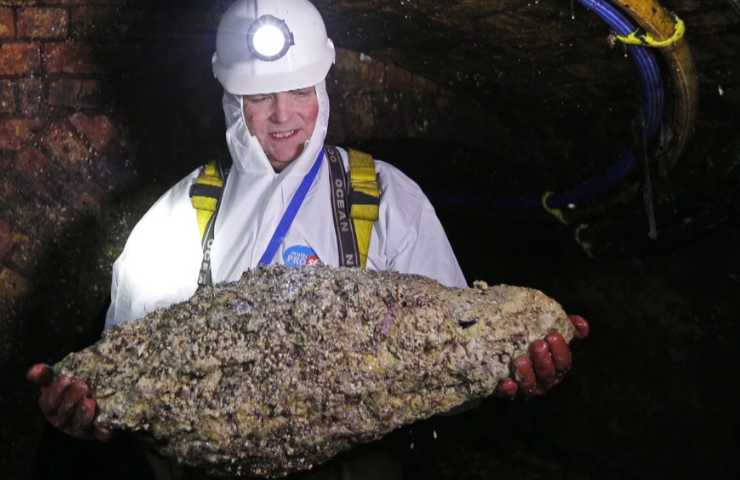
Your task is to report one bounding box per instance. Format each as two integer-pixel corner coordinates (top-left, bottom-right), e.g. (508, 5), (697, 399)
(1, 108), (110, 155)
(16, 5), (70, 34)
(16, 6), (70, 12)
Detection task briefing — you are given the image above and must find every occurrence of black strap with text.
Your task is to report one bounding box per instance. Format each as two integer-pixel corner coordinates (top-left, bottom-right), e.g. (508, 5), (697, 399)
(325, 146), (360, 267)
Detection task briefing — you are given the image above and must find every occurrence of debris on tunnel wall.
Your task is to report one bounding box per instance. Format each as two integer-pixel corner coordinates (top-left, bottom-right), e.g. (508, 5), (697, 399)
(329, 47), (506, 151)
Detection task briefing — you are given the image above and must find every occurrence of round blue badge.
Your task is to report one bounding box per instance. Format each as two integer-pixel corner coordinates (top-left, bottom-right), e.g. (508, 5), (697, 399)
(283, 245), (320, 268)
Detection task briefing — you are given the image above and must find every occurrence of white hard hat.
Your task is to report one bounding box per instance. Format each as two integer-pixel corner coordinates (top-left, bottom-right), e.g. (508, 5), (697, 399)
(212, 0), (336, 95)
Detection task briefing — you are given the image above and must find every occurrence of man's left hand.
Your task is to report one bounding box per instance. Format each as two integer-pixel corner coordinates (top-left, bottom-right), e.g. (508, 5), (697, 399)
(495, 314), (590, 398)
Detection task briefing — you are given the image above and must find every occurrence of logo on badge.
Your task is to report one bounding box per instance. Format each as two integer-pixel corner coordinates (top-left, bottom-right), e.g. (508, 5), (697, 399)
(284, 245), (320, 268)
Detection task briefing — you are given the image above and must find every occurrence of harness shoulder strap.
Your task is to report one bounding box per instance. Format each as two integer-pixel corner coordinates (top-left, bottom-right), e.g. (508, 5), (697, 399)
(348, 148), (380, 269)
(190, 161), (225, 244)
(326, 146), (360, 268)
(189, 161), (227, 287)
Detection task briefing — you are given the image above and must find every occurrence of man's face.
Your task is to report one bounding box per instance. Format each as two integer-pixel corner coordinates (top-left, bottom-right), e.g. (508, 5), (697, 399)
(243, 87), (319, 171)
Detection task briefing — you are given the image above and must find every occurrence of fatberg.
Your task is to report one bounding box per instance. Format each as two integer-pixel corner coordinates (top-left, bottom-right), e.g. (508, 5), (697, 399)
(55, 265), (575, 477)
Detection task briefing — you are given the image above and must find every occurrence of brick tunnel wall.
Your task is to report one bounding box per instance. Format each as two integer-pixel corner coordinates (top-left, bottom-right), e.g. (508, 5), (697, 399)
(0, 8), (132, 475)
(1, 0), (123, 300)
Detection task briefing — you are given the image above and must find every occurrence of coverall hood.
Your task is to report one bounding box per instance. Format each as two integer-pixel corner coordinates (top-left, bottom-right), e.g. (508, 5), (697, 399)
(222, 80), (331, 177)
(209, 80), (331, 282)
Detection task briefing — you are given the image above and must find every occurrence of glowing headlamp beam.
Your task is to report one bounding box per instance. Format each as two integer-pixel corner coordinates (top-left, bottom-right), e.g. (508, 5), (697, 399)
(247, 15), (294, 62)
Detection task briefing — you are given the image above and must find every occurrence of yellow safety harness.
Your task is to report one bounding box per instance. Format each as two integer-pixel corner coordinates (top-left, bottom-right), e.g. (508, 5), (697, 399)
(189, 161), (227, 287)
(345, 148), (380, 269)
(189, 147), (379, 286)
(190, 162), (225, 241)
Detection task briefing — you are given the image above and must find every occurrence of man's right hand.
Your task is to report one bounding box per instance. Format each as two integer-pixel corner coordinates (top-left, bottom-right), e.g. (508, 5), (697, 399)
(26, 363), (112, 441)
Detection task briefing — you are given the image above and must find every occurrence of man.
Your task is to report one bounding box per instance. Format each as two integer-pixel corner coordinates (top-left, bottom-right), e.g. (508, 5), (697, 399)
(28, 0), (589, 471)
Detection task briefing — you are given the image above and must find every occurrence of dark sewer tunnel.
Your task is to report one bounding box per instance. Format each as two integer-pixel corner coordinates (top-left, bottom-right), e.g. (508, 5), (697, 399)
(1, 0), (739, 479)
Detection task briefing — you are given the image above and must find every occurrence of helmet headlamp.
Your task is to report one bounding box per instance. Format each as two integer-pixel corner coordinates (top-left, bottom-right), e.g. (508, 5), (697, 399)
(246, 15), (295, 62)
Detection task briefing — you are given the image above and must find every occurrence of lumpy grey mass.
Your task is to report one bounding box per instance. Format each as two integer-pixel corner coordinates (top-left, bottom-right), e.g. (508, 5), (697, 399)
(55, 265), (574, 477)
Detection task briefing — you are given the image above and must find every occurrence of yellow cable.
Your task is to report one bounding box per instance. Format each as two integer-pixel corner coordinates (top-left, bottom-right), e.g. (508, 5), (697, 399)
(616, 13), (685, 48)
(541, 192), (568, 225)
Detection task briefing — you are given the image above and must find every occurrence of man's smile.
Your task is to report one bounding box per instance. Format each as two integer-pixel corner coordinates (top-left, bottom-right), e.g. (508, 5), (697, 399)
(270, 129), (299, 140)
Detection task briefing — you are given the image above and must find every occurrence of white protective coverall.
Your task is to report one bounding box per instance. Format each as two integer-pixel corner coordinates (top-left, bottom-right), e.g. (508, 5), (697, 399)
(105, 81), (467, 328)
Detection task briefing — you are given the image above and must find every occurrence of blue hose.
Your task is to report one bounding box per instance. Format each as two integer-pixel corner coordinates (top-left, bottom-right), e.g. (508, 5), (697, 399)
(578, 0), (663, 136)
(728, 0), (740, 17)
(434, 0), (666, 214)
(538, 0), (664, 210)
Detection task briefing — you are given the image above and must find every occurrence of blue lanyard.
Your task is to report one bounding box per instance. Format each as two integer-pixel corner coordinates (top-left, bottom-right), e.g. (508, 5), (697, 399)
(258, 148), (325, 266)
